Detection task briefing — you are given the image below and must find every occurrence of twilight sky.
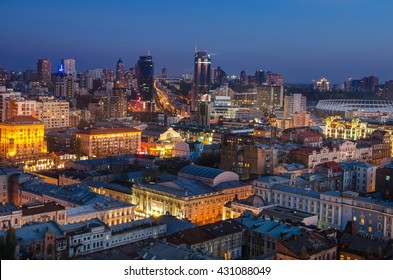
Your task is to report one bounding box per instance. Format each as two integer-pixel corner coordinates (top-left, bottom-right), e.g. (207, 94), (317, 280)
(1, 0), (392, 83)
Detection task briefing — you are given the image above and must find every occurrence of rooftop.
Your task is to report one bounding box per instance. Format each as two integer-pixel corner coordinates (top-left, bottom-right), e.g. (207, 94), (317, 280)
(61, 218), (109, 235)
(0, 221), (63, 245)
(260, 206), (316, 223)
(179, 165), (227, 179)
(271, 185), (321, 199)
(279, 232), (336, 258)
(4, 115), (43, 124)
(21, 202), (65, 216)
(77, 127), (140, 135)
(0, 203), (20, 215)
(139, 179), (216, 197)
(237, 216), (304, 239)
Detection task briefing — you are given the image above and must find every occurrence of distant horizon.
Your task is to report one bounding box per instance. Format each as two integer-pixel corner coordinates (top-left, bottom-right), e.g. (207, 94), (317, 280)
(0, 56), (390, 86)
(1, 0), (392, 84)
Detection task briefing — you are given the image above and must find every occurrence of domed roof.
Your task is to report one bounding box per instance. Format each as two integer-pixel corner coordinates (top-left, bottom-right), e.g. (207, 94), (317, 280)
(244, 195), (266, 207)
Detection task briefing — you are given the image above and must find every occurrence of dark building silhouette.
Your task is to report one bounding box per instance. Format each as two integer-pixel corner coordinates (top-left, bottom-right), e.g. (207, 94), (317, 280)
(191, 50), (211, 112)
(110, 58), (128, 119)
(384, 80), (393, 100)
(136, 55), (154, 101)
(213, 66), (227, 86)
(37, 59), (51, 86)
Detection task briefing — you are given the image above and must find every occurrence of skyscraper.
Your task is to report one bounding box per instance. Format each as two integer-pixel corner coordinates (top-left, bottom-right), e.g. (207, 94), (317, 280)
(115, 58), (125, 88)
(136, 55), (154, 101)
(192, 50), (211, 112)
(109, 58), (128, 119)
(61, 58), (76, 77)
(37, 59), (51, 85)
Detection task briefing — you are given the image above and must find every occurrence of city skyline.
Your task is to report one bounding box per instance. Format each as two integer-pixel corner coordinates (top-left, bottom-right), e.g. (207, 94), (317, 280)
(1, 0), (393, 83)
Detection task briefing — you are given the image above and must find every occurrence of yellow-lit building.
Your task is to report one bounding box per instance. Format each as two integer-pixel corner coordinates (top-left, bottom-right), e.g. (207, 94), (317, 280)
(76, 127), (141, 158)
(0, 116), (52, 171)
(132, 165), (253, 225)
(324, 116), (368, 140)
(142, 127), (183, 157)
(0, 116), (47, 158)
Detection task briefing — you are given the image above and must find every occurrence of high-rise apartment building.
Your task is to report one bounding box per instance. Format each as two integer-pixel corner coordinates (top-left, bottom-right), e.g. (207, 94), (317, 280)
(4, 96), (70, 129)
(192, 50), (211, 112)
(54, 74), (76, 99)
(0, 90), (22, 123)
(256, 85), (283, 112)
(109, 59), (128, 119)
(284, 93), (307, 118)
(61, 58), (76, 77)
(136, 55), (154, 101)
(314, 78), (330, 92)
(37, 59), (51, 86)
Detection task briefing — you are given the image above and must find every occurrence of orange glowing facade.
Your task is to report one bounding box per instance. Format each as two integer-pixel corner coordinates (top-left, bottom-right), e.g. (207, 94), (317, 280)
(0, 116), (47, 159)
(76, 127), (141, 158)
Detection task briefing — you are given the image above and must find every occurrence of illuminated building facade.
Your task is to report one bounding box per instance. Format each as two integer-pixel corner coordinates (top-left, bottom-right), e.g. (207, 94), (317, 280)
(324, 116), (368, 140)
(314, 78), (330, 92)
(132, 165), (252, 224)
(76, 127), (141, 158)
(4, 96), (70, 129)
(0, 116), (52, 171)
(0, 116), (47, 159)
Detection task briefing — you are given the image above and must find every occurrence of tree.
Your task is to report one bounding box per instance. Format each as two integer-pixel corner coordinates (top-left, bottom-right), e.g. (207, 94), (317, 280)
(0, 227), (17, 260)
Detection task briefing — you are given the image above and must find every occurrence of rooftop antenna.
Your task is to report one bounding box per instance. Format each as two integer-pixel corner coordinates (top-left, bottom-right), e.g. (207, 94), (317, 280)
(195, 45), (197, 53)
(148, 49), (151, 56)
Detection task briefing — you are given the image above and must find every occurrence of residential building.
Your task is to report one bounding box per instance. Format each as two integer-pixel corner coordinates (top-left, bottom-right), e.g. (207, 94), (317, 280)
(76, 127), (141, 158)
(61, 218), (111, 258)
(238, 214), (305, 258)
(110, 218), (167, 248)
(256, 85), (283, 111)
(284, 94), (306, 118)
(165, 219), (246, 259)
(0, 221), (66, 260)
(276, 231), (337, 260)
(0, 202), (22, 229)
(21, 202), (67, 226)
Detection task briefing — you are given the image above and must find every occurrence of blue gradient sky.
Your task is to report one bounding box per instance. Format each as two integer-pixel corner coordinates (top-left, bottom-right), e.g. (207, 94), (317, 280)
(1, 0), (392, 83)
